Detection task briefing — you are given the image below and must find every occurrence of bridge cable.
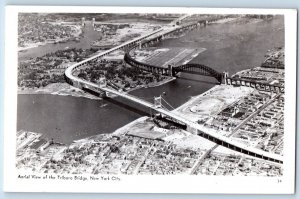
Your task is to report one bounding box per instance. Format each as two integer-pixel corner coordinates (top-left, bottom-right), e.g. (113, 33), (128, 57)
(161, 97), (176, 110)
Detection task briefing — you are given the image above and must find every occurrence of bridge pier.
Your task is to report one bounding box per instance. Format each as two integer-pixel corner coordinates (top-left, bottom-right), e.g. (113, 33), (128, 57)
(255, 84), (260, 89)
(223, 71), (229, 85)
(226, 78), (231, 85)
(99, 91), (107, 98)
(74, 81), (83, 89)
(168, 65), (173, 76)
(187, 125), (197, 134)
(160, 68), (163, 74)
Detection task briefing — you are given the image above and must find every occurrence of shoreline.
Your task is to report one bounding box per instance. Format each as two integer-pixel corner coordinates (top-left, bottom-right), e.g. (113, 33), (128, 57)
(73, 116), (149, 144)
(173, 85), (220, 111)
(17, 76), (176, 99)
(18, 83), (101, 100)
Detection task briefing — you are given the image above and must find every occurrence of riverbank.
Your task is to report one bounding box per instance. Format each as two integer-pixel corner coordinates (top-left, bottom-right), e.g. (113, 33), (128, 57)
(174, 84), (254, 122)
(18, 83), (101, 100)
(17, 75), (176, 99)
(126, 76), (176, 92)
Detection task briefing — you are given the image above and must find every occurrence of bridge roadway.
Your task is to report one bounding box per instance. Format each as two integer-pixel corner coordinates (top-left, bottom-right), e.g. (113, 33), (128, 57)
(171, 14), (191, 25)
(65, 14), (283, 164)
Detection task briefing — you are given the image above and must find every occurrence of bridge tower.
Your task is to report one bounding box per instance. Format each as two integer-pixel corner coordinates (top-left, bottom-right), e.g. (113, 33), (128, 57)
(154, 96), (162, 108)
(223, 71), (229, 85)
(168, 64), (173, 77)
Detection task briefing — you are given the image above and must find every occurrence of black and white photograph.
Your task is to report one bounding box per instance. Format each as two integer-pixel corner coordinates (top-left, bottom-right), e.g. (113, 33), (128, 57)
(3, 6), (297, 193)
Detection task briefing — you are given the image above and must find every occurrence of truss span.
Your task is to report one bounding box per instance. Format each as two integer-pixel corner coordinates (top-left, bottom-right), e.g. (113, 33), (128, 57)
(173, 63), (223, 83)
(124, 52), (224, 83)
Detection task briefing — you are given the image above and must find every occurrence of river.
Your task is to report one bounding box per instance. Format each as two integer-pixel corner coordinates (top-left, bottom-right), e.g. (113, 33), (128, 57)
(17, 16), (284, 144)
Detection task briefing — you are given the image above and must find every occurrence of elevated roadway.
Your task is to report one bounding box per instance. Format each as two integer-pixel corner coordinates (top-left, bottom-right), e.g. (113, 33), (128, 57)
(65, 14), (283, 164)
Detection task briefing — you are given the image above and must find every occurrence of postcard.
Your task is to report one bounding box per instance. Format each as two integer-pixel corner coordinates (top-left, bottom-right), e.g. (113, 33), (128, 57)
(3, 6), (297, 193)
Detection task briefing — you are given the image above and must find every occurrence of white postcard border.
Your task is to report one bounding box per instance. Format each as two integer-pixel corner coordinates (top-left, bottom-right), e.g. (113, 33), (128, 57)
(3, 6), (297, 194)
